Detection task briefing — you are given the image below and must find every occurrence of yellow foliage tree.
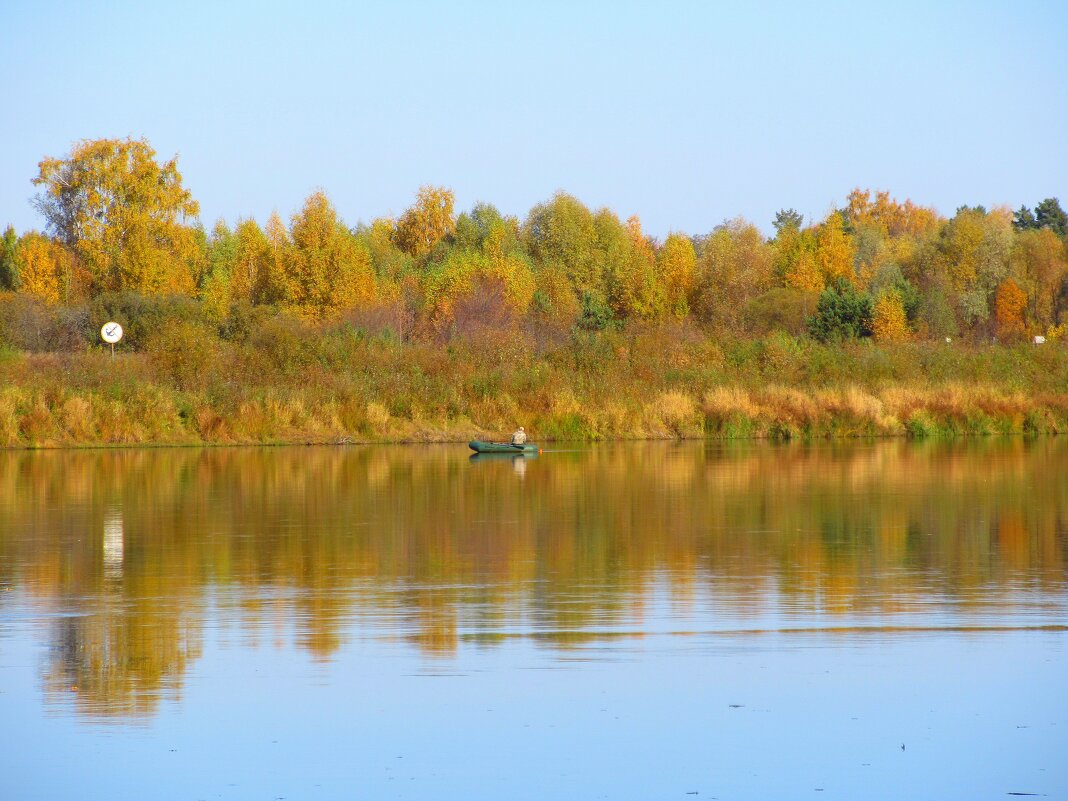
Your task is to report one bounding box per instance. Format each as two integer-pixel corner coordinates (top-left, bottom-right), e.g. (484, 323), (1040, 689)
(871, 289), (910, 343)
(814, 212), (856, 285)
(937, 207), (1013, 303)
(774, 221), (823, 293)
(15, 233), (75, 305)
(394, 186), (455, 258)
(938, 210), (984, 291)
(776, 225), (823, 292)
(274, 191), (376, 318)
(424, 245), (535, 327)
(363, 217), (410, 284)
(658, 232), (696, 317)
(231, 219), (272, 304)
(606, 216), (664, 320)
(524, 192), (603, 299)
(1011, 228), (1067, 329)
(32, 137), (200, 295)
(485, 248), (535, 314)
(845, 188), (940, 238)
(532, 263), (581, 330)
(264, 210), (289, 304)
(693, 219), (776, 327)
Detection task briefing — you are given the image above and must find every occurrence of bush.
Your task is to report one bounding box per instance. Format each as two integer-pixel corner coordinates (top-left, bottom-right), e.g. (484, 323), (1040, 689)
(743, 288), (815, 335)
(248, 313), (317, 377)
(89, 292), (213, 350)
(0, 292), (88, 351)
(145, 319), (221, 390)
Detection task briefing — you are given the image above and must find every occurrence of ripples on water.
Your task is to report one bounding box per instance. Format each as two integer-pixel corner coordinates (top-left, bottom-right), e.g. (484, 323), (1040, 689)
(0, 439), (1066, 799)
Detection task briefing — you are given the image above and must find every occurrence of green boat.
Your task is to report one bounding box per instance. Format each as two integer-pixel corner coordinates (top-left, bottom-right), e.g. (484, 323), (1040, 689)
(468, 440), (540, 454)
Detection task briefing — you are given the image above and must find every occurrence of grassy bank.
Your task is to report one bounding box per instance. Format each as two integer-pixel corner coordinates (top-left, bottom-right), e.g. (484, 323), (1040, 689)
(2, 320), (1066, 447)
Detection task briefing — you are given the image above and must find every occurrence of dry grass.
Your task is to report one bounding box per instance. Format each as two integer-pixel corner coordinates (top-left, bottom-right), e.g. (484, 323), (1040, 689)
(1, 332), (1067, 447)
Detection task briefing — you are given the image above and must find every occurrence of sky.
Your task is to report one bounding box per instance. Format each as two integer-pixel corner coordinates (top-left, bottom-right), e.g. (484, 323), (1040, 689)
(2, 0), (1066, 237)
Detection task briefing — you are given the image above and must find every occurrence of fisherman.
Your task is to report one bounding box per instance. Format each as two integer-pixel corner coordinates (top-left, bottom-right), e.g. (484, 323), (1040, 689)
(511, 426), (527, 446)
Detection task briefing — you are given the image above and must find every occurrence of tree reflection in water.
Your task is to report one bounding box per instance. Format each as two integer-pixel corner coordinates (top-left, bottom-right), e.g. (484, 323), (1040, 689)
(0, 439), (1065, 718)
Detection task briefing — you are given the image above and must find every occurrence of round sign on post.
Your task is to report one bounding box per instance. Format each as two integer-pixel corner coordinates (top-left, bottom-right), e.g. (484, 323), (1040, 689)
(101, 322), (123, 356)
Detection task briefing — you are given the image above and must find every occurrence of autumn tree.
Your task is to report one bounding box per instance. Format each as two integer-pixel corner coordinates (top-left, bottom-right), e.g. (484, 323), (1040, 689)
(845, 188), (940, 238)
(354, 217), (411, 290)
(871, 289), (910, 343)
(14, 233), (77, 304)
(393, 186), (455, 259)
(530, 264), (581, 333)
(454, 203), (522, 255)
(937, 206), (1013, 326)
(994, 278), (1027, 341)
(938, 207), (985, 291)
(274, 191), (376, 318)
(206, 221), (236, 279)
(32, 137), (200, 295)
(777, 225), (822, 292)
(199, 221), (236, 320)
(657, 233), (696, 317)
(228, 219), (272, 305)
(264, 210), (290, 304)
(868, 263), (920, 322)
(851, 224), (889, 286)
(916, 274), (959, 340)
(190, 217), (267, 315)
(524, 192), (602, 298)
(1011, 228), (1067, 329)
(693, 219), (774, 328)
(814, 211), (855, 285)
(603, 215), (664, 320)
(422, 246), (534, 329)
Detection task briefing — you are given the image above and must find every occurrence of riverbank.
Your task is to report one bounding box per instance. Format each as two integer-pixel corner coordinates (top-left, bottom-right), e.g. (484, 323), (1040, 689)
(2, 329), (1066, 447)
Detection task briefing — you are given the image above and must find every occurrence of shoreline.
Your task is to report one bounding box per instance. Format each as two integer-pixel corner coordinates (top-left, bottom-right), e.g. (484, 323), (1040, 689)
(2, 419), (1064, 452)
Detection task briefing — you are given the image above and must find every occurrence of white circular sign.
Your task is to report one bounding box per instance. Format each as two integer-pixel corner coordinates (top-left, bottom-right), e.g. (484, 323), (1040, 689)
(101, 322), (123, 344)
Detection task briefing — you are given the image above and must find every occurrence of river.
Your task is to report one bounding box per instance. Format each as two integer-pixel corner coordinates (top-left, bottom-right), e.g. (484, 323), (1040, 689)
(1, 440), (1065, 800)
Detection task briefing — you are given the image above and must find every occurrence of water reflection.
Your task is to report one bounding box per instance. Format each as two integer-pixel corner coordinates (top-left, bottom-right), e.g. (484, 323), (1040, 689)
(103, 507), (123, 578)
(1, 439), (1066, 718)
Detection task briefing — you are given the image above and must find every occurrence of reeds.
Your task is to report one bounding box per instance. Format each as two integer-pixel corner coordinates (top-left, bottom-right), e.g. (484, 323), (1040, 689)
(0, 326), (1065, 447)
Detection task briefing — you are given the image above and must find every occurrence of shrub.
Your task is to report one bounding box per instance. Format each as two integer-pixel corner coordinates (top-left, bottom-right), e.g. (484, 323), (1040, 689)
(743, 287), (815, 335)
(145, 319), (221, 390)
(89, 292), (213, 350)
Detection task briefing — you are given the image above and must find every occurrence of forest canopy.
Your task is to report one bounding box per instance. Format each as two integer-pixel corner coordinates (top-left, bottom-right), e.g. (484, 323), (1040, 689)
(4, 137), (1067, 347)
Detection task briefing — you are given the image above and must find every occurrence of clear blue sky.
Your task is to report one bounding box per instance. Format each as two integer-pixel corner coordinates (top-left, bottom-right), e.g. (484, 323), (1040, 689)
(2, 0), (1066, 237)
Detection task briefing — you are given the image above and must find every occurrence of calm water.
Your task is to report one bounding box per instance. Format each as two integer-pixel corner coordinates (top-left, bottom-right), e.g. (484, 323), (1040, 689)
(1, 440), (1066, 800)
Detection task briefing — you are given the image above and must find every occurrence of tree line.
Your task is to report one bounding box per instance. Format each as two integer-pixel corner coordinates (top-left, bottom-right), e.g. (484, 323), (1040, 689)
(2, 137), (1066, 345)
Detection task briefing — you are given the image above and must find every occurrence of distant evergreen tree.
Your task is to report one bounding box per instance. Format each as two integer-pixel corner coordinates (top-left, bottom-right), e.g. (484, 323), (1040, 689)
(1013, 205), (1038, 230)
(772, 208), (804, 234)
(1034, 198), (1067, 236)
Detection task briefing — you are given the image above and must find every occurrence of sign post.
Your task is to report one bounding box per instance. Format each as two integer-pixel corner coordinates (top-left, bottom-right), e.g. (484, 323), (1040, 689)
(101, 322), (123, 357)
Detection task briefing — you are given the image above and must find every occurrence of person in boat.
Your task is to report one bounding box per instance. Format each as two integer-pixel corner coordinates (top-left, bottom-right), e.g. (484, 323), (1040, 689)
(511, 426), (527, 446)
